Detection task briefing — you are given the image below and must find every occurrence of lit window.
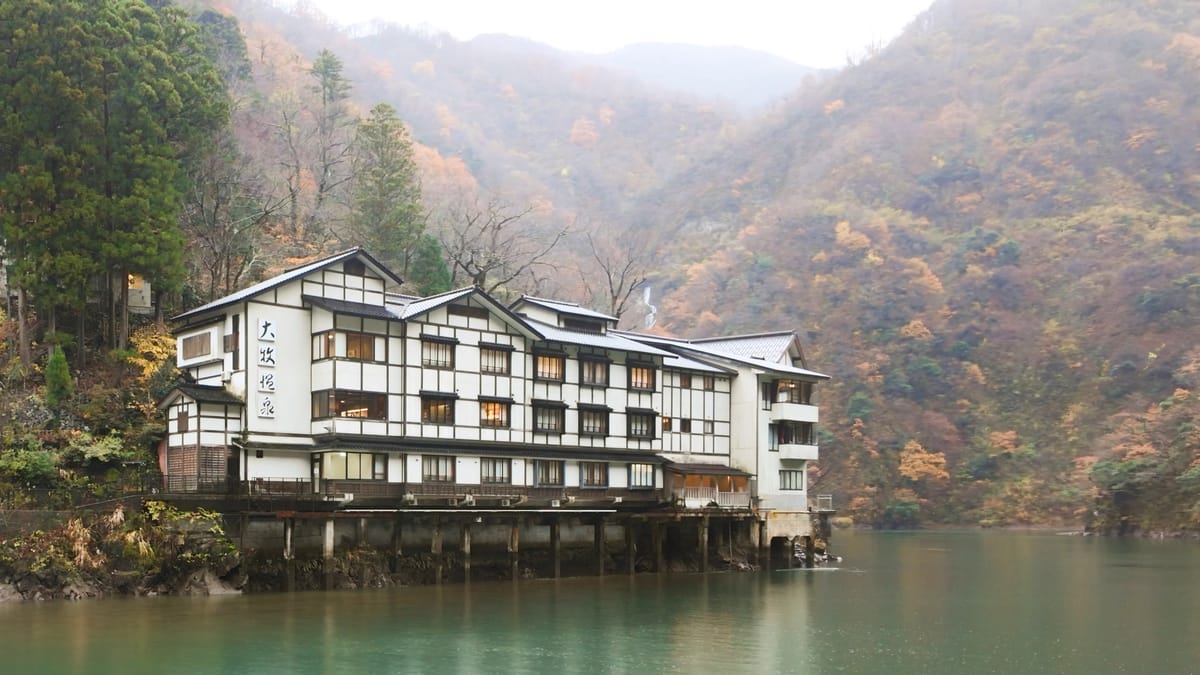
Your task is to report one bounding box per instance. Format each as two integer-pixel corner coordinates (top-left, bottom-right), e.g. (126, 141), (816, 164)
(628, 364), (655, 391)
(629, 463), (655, 489)
(312, 331), (381, 361)
(421, 395), (455, 425)
(320, 451), (386, 480)
(580, 461), (608, 488)
(480, 400), (511, 427)
(481, 458), (511, 484)
(422, 338), (455, 369)
(662, 416), (672, 432)
(312, 390), (387, 420)
(422, 455), (455, 482)
(535, 353), (565, 381)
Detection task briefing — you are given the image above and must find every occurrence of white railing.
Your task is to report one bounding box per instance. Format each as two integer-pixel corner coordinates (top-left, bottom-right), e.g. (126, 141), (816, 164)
(673, 487), (751, 509)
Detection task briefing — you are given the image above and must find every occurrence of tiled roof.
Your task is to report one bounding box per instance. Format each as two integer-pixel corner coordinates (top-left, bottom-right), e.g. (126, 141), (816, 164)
(689, 332), (797, 363)
(526, 318), (675, 357)
(159, 383), (244, 409)
(665, 462), (752, 477)
(396, 286), (477, 319)
(662, 353), (732, 374)
(614, 329), (829, 380)
(174, 248), (401, 322)
(512, 296), (618, 321)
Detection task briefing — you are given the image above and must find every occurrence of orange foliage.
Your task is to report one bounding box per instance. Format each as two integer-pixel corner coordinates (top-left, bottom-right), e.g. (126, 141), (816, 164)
(963, 362), (986, 385)
(898, 440), (950, 482)
(834, 221), (871, 251)
(569, 118), (598, 147)
(899, 318), (934, 341)
(989, 430), (1020, 452)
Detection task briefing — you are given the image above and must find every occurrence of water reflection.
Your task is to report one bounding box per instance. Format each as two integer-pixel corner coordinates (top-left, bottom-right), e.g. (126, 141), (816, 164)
(2, 532), (1198, 674)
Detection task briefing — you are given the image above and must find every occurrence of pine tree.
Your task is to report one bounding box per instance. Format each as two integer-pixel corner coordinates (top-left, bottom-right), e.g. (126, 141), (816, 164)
(45, 346), (74, 409)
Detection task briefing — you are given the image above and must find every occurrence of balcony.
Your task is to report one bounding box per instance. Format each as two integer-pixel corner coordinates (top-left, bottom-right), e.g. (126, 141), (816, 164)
(778, 443), (819, 461)
(672, 487), (752, 510)
(769, 402), (818, 423)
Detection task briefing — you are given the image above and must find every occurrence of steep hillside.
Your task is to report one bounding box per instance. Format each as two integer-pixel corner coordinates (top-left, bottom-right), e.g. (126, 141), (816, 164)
(650, 0), (1200, 529)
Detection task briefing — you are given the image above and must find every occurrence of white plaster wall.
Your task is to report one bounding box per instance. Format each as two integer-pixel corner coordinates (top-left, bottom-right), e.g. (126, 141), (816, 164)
(247, 451), (310, 480)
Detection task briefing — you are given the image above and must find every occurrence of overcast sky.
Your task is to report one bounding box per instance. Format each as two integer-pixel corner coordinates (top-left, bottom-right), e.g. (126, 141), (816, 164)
(285, 0), (934, 68)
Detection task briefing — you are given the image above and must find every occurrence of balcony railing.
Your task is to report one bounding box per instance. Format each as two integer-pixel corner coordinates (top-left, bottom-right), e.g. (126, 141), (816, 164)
(778, 443), (819, 461)
(672, 487), (752, 510)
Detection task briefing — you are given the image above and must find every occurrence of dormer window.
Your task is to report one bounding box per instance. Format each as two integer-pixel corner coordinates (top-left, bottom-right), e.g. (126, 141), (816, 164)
(563, 317), (605, 334)
(344, 259), (366, 276)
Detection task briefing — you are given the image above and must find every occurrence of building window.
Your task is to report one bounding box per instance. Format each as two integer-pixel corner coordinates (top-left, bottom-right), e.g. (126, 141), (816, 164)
(480, 400), (511, 428)
(421, 394), (456, 425)
(533, 460), (564, 487)
(780, 469), (806, 491)
(480, 345), (511, 374)
(579, 406), (609, 436)
(448, 304), (489, 320)
(703, 420), (714, 434)
(580, 461), (608, 488)
(679, 373), (692, 388)
(321, 451), (386, 480)
(535, 353), (565, 381)
(181, 332), (211, 360)
(421, 338), (455, 369)
(563, 317), (605, 334)
(313, 331), (381, 361)
(580, 358), (609, 386)
(679, 419), (692, 433)
(703, 375), (715, 391)
(662, 416), (672, 432)
(776, 380), (814, 404)
(176, 405), (190, 433)
(627, 411), (656, 439)
(533, 402), (565, 433)
(629, 463), (655, 489)
(628, 364), (655, 391)
(422, 455), (455, 482)
(481, 458), (511, 484)
(312, 390), (388, 420)
(772, 422), (816, 447)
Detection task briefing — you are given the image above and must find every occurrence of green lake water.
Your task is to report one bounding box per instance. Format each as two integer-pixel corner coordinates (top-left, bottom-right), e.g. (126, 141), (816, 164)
(1, 530), (1197, 674)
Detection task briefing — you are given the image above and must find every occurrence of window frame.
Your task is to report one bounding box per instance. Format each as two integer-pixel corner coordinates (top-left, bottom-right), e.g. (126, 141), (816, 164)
(421, 455), (455, 483)
(702, 375), (716, 391)
(779, 469), (806, 491)
(578, 405), (610, 437)
(479, 344), (512, 374)
(479, 399), (511, 428)
(421, 337), (456, 370)
(312, 390), (388, 420)
(629, 463), (656, 489)
(627, 363), (656, 391)
(533, 459), (565, 487)
(579, 356), (610, 387)
(312, 330), (383, 362)
(480, 457), (512, 484)
(532, 400), (566, 434)
(679, 373), (692, 389)
(320, 451), (387, 481)
(420, 393), (456, 425)
(580, 461), (609, 488)
(534, 352), (566, 381)
(181, 332), (212, 360)
(627, 410), (656, 439)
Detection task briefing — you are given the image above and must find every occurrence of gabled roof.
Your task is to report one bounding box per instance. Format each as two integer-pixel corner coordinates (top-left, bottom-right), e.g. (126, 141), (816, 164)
(615, 329), (829, 380)
(662, 352), (733, 374)
(526, 318), (675, 357)
(511, 296), (619, 322)
(399, 286), (543, 340)
(173, 248), (401, 322)
(158, 383), (244, 410)
(690, 331), (800, 364)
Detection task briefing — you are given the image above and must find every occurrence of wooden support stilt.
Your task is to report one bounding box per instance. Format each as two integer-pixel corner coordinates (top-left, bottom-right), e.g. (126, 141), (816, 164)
(625, 521), (636, 575)
(804, 536), (815, 569)
(699, 515), (709, 573)
(323, 518), (335, 590)
(390, 514), (402, 574)
(284, 518), (295, 592)
(461, 522), (472, 584)
(594, 518), (605, 577)
(508, 519), (521, 581)
(551, 518), (561, 579)
(653, 522), (665, 573)
(357, 518), (367, 545)
(432, 517), (443, 585)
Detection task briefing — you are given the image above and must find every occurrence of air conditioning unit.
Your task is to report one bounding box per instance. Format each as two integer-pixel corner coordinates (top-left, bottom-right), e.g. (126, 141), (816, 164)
(461, 494), (475, 506)
(611, 496), (623, 504)
(565, 495), (576, 504)
(221, 370), (232, 383)
(500, 498), (512, 507)
(402, 492), (417, 505)
(447, 498), (458, 507)
(550, 499), (562, 508)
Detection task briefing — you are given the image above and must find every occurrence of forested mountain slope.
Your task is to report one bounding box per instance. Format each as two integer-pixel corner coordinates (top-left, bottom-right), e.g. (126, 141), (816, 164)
(647, 0), (1200, 530)
(197, 0), (1200, 530)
